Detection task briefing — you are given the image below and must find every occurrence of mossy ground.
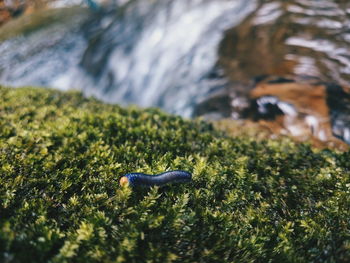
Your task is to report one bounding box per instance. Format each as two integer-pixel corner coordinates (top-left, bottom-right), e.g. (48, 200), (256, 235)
(0, 86), (349, 262)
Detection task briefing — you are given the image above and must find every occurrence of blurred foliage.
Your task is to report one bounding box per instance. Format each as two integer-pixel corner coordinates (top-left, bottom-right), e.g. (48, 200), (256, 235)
(0, 86), (349, 262)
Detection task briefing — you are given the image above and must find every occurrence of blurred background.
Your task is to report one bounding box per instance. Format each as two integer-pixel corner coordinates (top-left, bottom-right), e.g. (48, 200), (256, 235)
(1, 0), (350, 149)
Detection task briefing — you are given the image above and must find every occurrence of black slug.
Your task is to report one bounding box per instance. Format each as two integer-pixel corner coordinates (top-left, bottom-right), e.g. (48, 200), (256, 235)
(120, 170), (192, 187)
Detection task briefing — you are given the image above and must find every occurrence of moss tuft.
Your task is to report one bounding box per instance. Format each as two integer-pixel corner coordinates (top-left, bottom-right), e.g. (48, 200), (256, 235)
(0, 86), (349, 262)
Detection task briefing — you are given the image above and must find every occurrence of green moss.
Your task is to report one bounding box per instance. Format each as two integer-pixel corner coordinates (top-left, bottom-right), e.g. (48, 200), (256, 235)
(0, 86), (349, 262)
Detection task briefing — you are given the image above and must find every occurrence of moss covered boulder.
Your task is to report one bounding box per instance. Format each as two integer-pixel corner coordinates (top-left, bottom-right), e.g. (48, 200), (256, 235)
(0, 86), (349, 262)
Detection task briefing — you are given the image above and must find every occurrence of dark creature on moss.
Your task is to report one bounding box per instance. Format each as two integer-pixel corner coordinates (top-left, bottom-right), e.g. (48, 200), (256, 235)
(120, 170), (192, 187)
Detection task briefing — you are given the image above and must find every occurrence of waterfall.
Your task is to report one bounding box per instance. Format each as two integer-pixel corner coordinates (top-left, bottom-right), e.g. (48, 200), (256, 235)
(0, 0), (256, 117)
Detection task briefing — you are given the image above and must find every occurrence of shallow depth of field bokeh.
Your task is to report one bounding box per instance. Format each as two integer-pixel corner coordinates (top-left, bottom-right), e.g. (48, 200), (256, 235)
(1, 1), (350, 262)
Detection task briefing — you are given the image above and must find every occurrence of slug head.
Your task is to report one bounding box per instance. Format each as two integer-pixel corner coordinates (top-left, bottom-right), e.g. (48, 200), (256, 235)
(119, 176), (129, 187)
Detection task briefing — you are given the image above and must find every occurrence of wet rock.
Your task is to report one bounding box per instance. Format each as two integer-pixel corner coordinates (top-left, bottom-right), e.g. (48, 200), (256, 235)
(0, 1), (25, 26)
(247, 78), (349, 150)
(213, 0), (350, 149)
(196, 75), (350, 150)
(193, 89), (233, 119)
(325, 83), (350, 144)
(218, 0), (350, 86)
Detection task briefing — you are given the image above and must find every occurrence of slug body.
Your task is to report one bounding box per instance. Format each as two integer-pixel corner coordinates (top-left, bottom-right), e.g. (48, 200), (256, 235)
(120, 170), (191, 187)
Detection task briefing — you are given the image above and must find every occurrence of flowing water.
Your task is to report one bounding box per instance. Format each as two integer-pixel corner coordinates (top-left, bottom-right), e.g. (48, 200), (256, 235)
(0, 0), (256, 117)
(1, 0), (350, 145)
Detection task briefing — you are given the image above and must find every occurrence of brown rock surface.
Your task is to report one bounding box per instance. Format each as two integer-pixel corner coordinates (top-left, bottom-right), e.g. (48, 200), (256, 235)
(0, 0), (54, 26)
(248, 79), (349, 151)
